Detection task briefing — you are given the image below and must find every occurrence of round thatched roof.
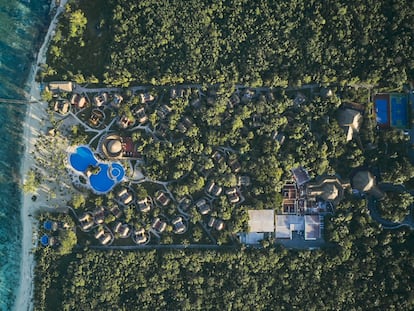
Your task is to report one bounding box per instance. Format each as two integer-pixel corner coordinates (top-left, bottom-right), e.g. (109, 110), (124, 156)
(352, 171), (375, 192)
(101, 134), (123, 158)
(321, 183), (339, 201)
(108, 140), (122, 154)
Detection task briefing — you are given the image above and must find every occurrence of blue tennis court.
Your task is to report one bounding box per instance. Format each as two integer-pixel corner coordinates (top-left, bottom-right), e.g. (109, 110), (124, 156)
(390, 94), (408, 129)
(375, 98), (389, 126)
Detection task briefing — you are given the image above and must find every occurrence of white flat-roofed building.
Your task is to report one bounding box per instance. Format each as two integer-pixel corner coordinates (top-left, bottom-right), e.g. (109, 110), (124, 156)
(304, 215), (321, 240)
(275, 215), (304, 239)
(248, 210), (275, 232)
(240, 210), (275, 245)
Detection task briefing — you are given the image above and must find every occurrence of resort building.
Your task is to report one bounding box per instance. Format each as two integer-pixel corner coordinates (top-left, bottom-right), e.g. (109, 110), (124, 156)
(89, 109), (104, 127)
(351, 170), (384, 199)
(53, 99), (70, 115)
(306, 175), (348, 206)
(196, 198), (211, 215)
(337, 108), (363, 142)
(155, 191), (171, 207)
(208, 217), (225, 231)
(282, 183), (298, 214)
(205, 181), (223, 197)
(94, 92), (108, 107)
(291, 166), (311, 187)
(110, 205), (123, 219)
(95, 229), (112, 245)
(48, 81), (73, 93)
(157, 104), (172, 119)
(272, 131), (286, 145)
(101, 135), (122, 158)
(177, 117), (193, 133)
(239, 210), (275, 244)
(93, 207), (105, 224)
(132, 228), (148, 245)
(275, 214), (322, 240)
(100, 134), (140, 159)
(139, 93), (155, 104)
(137, 197), (153, 213)
(117, 188), (134, 205)
(114, 222), (131, 238)
(172, 216), (187, 234)
(225, 187), (243, 204)
(118, 114), (135, 129)
(111, 94), (123, 109)
(132, 106), (148, 124)
(79, 213), (94, 231)
(71, 93), (87, 109)
(228, 159), (242, 173)
(152, 218), (167, 233)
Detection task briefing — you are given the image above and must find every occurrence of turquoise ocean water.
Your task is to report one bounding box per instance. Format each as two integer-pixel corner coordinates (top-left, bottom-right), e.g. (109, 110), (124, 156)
(0, 1), (49, 310)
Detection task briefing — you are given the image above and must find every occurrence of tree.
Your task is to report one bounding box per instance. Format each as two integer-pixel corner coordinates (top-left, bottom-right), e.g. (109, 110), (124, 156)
(22, 170), (40, 194)
(377, 192), (413, 222)
(59, 230), (77, 255)
(71, 193), (86, 209)
(69, 10), (88, 39)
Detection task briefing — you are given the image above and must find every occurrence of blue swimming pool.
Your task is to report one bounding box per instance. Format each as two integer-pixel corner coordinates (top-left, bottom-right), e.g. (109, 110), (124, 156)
(69, 146), (97, 172)
(69, 146), (125, 194)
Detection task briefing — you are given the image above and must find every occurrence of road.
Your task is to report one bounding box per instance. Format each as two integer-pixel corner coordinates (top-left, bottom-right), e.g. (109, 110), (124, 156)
(90, 244), (238, 250)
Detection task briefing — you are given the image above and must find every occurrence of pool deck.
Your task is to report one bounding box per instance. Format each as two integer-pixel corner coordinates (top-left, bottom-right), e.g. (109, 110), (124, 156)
(68, 145), (126, 194)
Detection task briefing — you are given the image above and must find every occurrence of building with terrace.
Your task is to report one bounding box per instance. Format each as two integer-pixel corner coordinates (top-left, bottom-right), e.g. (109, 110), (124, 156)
(132, 228), (149, 244)
(172, 216), (187, 234)
(94, 92), (108, 107)
(137, 197), (153, 213)
(155, 191), (171, 207)
(117, 188), (134, 206)
(114, 222), (131, 238)
(79, 213), (94, 231)
(208, 217), (224, 231)
(306, 175), (348, 206)
(206, 181), (223, 197)
(100, 134), (140, 159)
(196, 198), (211, 215)
(152, 218), (167, 233)
(71, 93), (87, 109)
(95, 228), (112, 245)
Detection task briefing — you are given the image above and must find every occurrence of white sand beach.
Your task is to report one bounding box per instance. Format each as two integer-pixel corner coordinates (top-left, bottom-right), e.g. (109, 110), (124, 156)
(13, 1), (69, 310)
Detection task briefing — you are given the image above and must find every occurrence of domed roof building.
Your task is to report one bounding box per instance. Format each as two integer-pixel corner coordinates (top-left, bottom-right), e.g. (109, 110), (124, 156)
(100, 134), (123, 158)
(306, 176), (348, 205)
(351, 170), (384, 199)
(352, 171), (375, 192)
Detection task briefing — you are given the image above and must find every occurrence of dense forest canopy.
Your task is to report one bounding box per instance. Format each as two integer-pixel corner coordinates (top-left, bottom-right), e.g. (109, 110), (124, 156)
(34, 0), (414, 310)
(35, 221), (414, 310)
(45, 0), (414, 87)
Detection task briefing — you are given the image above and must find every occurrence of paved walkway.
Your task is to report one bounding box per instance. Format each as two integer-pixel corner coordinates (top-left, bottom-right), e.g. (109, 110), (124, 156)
(90, 244), (238, 250)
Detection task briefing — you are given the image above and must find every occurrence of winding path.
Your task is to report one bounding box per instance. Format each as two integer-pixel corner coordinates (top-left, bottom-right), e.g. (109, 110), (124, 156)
(367, 183), (414, 230)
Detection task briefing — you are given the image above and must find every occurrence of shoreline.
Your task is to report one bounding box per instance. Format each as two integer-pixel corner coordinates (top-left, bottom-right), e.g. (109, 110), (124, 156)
(13, 1), (68, 311)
